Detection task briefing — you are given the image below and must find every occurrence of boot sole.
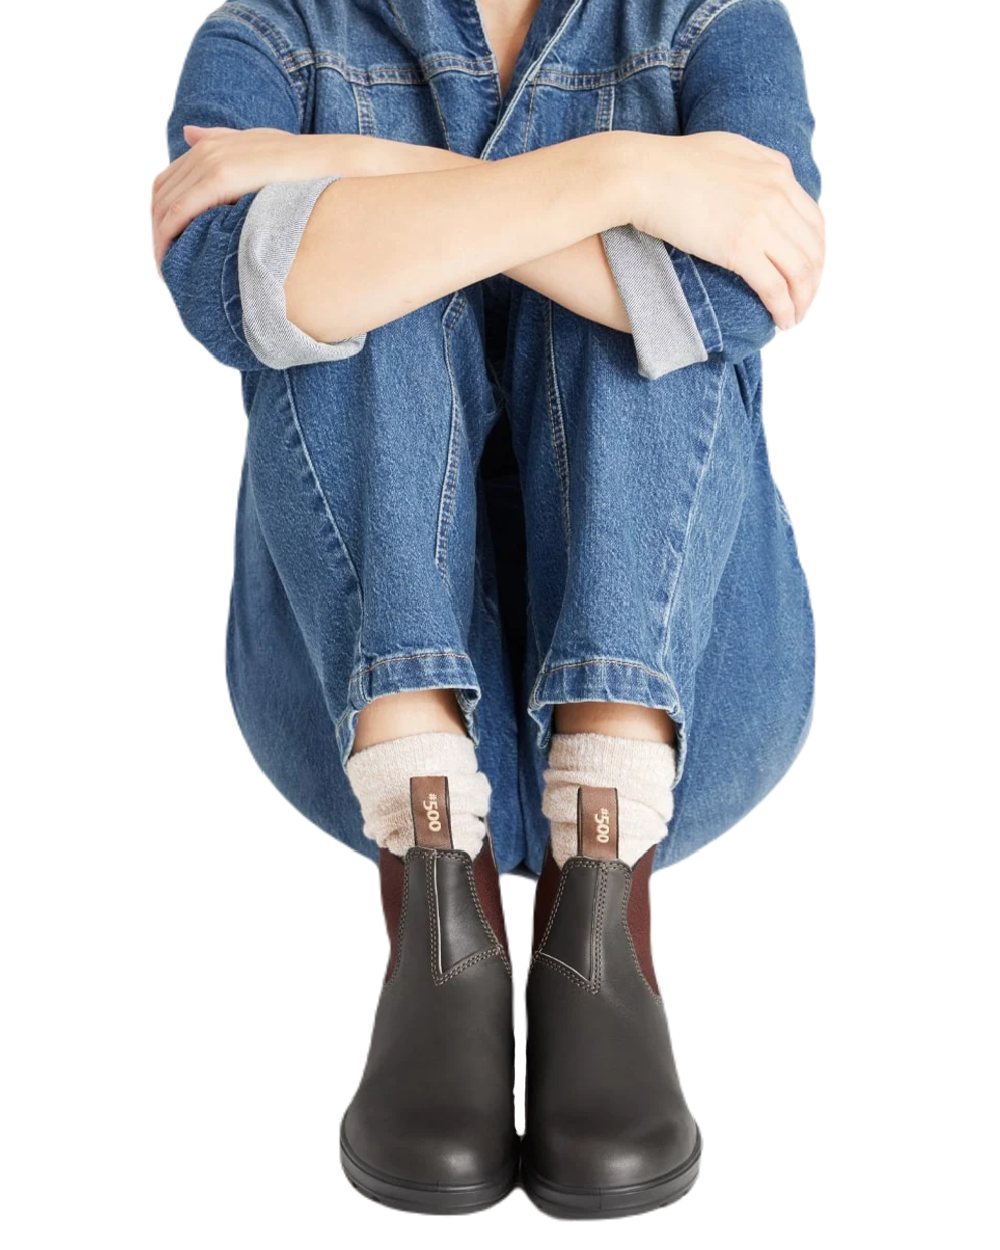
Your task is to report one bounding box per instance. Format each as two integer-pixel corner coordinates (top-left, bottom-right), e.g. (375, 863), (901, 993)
(340, 1132), (519, 1214)
(520, 1132), (702, 1219)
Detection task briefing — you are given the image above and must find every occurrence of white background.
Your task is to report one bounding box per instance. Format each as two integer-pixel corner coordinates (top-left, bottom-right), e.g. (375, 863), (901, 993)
(3, 1), (998, 1246)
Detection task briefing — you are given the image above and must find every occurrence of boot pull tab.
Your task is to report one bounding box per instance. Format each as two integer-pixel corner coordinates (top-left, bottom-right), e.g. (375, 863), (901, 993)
(410, 776), (454, 850)
(577, 785), (619, 860)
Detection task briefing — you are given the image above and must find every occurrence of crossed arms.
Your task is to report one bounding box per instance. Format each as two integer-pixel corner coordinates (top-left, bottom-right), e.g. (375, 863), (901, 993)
(153, 0), (823, 378)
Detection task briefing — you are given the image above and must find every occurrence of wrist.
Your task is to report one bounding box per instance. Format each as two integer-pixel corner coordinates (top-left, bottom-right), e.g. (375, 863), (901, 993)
(302, 133), (382, 178)
(307, 134), (476, 179)
(584, 130), (650, 230)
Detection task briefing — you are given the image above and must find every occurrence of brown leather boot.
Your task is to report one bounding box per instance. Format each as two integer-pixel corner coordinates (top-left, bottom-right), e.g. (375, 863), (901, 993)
(340, 775), (518, 1212)
(521, 783), (701, 1218)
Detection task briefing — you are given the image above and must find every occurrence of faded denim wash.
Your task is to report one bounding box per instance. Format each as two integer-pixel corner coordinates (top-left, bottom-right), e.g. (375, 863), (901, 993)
(161, 0), (820, 876)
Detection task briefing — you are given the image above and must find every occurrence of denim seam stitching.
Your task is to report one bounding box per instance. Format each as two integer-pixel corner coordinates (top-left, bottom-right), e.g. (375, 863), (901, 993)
(659, 364), (727, 659)
(437, 292), (469, 583)
(211, 6), (500, 88)
(426, 75), (454, 149)
(385, 0), (453, 144)
(206, 4), (307, 113)
(221, 240), (252, 351)
(294, 50), (497, 85)
(333, 649), (479, 750)
(534, 655), (682, 689)
(351, 648), (476, 679)
(668, 246), (724, 352)
(594, 82), (614, 130)
(480, 0), (587, 159)
(525, 601), (545, 709)
(300, 50), (689, 88)
(672, 0), (787, 82)
(351, 80), (376, 135)
(534, 50), (683, 90)
(523, 81), (538, 150)
(544, 302), (572, 548)
(281, 370), (364, 616)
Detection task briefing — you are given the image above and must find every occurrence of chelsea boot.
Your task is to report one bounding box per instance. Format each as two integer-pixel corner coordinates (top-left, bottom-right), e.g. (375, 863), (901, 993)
(520, 783), (701, 1218)
(340, 774), (518, 1212)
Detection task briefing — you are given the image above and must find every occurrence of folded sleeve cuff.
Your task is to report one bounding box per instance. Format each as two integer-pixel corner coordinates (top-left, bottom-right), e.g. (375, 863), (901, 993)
(600, 224), (722, 380)
(237, 174), (367, 370)
(664, 243), (725, 358)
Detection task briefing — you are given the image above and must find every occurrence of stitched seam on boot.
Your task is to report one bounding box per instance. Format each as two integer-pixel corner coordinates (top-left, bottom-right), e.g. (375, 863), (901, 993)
(530, 860), (599, 993)
(592, 866), (607, 996)
(535, 952), (592, 991)
(435, 947), (505, 985)
(424, 849), (509, 984)
(530, 861), (572, 973)
(462, 857), (512, 976)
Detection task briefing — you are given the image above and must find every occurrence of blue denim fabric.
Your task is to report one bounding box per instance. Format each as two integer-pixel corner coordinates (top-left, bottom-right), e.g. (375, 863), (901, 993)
(162, 0), (819, 876)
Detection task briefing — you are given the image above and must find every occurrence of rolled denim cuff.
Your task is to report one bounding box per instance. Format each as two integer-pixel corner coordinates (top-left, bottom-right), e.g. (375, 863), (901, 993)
(664, 243), (724, 358)
(237, 174), (367, 370)
(600, 224), (720, 380)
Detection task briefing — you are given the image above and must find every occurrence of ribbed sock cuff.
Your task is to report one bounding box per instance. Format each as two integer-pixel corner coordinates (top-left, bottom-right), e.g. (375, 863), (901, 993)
(345, 730), (490, 858)
(542, 731), (677, 867)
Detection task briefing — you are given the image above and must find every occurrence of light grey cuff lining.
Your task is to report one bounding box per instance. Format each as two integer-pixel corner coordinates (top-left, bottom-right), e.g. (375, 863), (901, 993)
(237, 174), (367, 370)
(600, 223), (708, 381)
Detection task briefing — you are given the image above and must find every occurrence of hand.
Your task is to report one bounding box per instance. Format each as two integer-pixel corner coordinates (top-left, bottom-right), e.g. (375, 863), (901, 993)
(630, 131), (825, 330)
(151, 124), (330, 271)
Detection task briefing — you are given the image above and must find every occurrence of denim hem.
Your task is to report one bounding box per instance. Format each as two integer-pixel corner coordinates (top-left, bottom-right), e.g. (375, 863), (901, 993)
(335, 649), (482, 764)
(526, 656), (688, 788)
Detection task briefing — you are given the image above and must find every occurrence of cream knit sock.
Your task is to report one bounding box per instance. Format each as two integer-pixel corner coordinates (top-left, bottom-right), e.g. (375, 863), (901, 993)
(345, 730), (491, 858)
(542, 730), (677, 867)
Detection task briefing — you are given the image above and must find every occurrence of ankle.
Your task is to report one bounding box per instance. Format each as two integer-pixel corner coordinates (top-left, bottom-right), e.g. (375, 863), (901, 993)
(345, 729), (491, 858)
(542, 730), (676, 867)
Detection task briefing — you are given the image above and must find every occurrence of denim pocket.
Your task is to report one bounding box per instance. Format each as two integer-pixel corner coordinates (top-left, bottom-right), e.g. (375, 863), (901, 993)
(733, 360), (763, 442)
(525, 59), (682, 149)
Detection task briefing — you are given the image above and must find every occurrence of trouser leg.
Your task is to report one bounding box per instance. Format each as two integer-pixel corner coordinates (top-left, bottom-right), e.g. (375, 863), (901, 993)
(502, 288), (815, 874)
(225, 288), (525, 868)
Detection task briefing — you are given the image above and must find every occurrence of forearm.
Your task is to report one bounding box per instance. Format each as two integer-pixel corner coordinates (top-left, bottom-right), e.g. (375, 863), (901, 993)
(506, 234), (631, 333)
(284, 132), (635, 342)
(336, 135), (630, 330)
(618, 0), (824, 373)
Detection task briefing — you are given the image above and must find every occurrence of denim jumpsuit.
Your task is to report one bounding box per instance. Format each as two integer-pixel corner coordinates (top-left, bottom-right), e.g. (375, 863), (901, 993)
(162, 0), (821, 877)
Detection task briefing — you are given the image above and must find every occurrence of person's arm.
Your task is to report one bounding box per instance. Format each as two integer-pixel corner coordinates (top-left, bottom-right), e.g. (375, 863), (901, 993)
(231, 135), (633, 341)
(280, 135), (635, 348)
(160, 8), (637, 370)
(157, 2), (819, 373)
(600, 0), (824, 378)
(157, 6), (379, 371)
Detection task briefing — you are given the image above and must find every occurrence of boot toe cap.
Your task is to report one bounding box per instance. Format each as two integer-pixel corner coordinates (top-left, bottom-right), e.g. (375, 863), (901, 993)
(527, 1113), (699, 1191)
(342, 1102), (516, 1189)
